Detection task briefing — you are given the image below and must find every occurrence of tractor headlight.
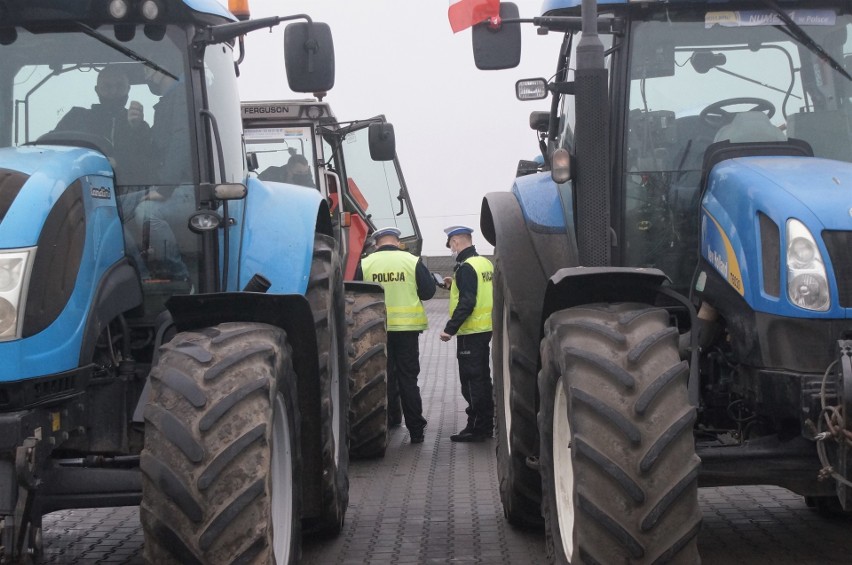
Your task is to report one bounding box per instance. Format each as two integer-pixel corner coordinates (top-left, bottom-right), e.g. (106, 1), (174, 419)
(786, 219), (829, 312)
(0, 248), (35, 341)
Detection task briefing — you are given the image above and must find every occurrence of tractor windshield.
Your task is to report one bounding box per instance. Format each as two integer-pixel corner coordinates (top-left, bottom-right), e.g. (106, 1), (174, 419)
(0, 25), (193, 185)
(0, 24), (202, 288)
(623, 6), (852, 286)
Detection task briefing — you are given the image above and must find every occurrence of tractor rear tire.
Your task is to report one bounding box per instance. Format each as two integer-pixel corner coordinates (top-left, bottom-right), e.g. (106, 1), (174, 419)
(303, 234), (350, 535)
(345, 290), (388, 459)
(141, 322), (301, 565)
(492, 259), (544, 528)
(538, 303), (701, 564)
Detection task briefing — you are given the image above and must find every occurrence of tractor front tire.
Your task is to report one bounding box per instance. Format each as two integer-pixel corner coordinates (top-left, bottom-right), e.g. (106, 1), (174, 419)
(492, 259), (544, 528)
(538, 303), (701, 564)
(141, 322), (301, 565)
(345, 290), (388, 459)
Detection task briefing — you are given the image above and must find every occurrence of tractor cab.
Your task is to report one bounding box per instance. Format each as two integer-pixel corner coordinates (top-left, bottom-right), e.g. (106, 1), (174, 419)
(482, 1), (852, 290)
(242, 100), (423, 277)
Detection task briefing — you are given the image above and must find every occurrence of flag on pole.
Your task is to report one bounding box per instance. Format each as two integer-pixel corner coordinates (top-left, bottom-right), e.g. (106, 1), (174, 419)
(448, 0), (500, 33)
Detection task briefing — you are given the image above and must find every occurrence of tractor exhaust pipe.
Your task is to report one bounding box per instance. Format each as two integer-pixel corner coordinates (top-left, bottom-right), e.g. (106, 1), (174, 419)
(573, 0), (611, 267)
(242, 273), (271, 293)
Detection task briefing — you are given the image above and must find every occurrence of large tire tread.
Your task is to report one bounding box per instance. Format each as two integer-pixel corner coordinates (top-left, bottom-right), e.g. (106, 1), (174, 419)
(141, 322), (302, 565)
(492, 259), (544, 528)
(345, 291), (389, 459)
(539, 303), (701, 564)
(304, 234), (350, 535)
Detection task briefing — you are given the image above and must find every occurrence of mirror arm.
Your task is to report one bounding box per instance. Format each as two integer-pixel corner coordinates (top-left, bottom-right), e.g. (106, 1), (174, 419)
(197, 14), (313, 45)
(396, 192), (405, 217)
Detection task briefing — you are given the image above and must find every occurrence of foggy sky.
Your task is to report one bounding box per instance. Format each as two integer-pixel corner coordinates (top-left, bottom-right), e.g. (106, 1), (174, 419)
(232, 1), (562, 255)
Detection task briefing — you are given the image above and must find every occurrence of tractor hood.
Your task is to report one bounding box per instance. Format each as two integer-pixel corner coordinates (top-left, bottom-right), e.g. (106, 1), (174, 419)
(0, 146), (112, 247)
(0, 144), (128, 378)
(702, 154), (852, 319)
(714, 156), (852, 231)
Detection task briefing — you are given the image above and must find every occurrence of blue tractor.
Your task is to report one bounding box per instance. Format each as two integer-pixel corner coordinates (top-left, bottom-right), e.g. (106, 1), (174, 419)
(0, 1), (348, 563)
(471, 1), (852, 563)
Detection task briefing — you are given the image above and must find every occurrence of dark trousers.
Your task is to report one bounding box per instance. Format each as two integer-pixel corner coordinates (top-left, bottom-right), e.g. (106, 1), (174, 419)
(457, 332), (494, 435)
(387, 331), (427, 433)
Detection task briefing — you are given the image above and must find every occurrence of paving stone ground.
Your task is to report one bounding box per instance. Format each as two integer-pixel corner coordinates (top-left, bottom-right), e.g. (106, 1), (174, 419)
(37, 299), (852, 564)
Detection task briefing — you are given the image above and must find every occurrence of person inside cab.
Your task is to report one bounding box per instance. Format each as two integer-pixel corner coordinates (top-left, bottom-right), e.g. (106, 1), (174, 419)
(259, 152), (315, 188)
(53, 64), (151, 180)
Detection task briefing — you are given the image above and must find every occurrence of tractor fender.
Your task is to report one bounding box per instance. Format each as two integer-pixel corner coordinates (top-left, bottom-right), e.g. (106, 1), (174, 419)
(541, 267), (669, 333)
(237, 177), (333, 294)
(480, 188), (577, 339)
(79, 258), (143, 364)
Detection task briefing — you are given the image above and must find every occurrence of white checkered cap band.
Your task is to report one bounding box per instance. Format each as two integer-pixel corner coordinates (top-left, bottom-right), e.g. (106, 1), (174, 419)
(373, 227), (402, 239)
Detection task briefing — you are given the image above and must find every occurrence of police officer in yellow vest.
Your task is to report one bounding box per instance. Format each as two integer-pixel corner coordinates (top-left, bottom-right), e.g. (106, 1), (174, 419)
(355, 227), (436, 444)
(439, 226), (495, 442)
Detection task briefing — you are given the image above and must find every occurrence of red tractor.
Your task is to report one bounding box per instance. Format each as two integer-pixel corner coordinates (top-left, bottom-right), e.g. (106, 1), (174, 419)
(242, 100), (423, 458)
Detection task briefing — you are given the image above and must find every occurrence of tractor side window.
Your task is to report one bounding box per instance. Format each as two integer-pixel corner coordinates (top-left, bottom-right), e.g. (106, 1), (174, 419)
(203, 44), (245, 184)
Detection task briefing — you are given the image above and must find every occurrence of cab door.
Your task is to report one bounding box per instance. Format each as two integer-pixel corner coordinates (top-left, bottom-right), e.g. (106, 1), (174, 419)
(323, 116), (423, 257)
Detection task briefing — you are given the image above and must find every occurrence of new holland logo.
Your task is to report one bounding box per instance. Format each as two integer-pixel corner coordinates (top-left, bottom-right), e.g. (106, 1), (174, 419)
(91, 186), (111, 199)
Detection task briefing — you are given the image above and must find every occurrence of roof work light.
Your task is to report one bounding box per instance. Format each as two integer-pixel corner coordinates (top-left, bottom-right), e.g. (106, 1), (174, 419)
(229, 0), (251, 21)
(108, 0), (130, 19)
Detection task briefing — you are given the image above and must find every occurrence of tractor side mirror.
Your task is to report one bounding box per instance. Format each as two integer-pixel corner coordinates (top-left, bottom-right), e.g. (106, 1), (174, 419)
(368, 123), (396, 161)
(472, 2), (521, 70)
(529, 111), (550, 133)
(516, 159), (541, 177)
(246, 152), (259, 172)
(284, 22), (335, 94)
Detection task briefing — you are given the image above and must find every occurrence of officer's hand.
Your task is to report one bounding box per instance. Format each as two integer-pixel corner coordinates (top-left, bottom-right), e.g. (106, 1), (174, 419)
(440, 331), (452, 342)
(128, 100), (144, 127)
(443, 276), (452, 290)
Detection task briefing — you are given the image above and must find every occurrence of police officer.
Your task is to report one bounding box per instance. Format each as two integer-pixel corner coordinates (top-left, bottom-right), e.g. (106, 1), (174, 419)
(439, 226), (494, 442)
(356, 227), (436, 444)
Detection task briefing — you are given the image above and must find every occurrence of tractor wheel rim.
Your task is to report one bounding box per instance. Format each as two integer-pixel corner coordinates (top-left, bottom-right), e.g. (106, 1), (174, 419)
(502, 303), (512, 456)
(553, 375), (575, 560)
(271, 393), (293, 564)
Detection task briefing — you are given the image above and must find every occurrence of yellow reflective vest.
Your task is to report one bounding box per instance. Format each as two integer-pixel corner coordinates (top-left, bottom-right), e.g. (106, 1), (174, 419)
(449, 255), (493, 335)
(361, 250), (428, 331)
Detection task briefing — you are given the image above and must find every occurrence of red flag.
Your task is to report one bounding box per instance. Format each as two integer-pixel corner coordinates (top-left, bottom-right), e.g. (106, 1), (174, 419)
(448, 0), (500, 33)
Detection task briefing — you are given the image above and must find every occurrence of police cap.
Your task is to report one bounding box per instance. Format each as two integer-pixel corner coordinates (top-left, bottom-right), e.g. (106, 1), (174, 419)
(373, 226), (402, 241)
(444, 225), (474, 248)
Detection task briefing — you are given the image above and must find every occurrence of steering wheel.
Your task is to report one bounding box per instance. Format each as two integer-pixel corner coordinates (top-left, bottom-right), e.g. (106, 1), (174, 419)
(699, 97), (776, 127)
(33, 130), (114, 158)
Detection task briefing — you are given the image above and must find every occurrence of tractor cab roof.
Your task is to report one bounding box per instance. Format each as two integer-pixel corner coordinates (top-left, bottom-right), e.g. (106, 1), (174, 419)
(0, 0), (237, 26)
(542, 0), (809, 15)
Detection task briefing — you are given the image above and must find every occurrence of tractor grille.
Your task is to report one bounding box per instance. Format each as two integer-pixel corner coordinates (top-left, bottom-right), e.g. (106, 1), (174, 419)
(823, 230), (852, 307)
(0, 367), (90, 411)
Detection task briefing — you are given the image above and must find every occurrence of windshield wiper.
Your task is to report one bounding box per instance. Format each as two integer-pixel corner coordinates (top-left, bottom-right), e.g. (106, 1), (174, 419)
(759, 0), (852, 82)
(73, 22), (177, 81)
(713, 66), (801, 99)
